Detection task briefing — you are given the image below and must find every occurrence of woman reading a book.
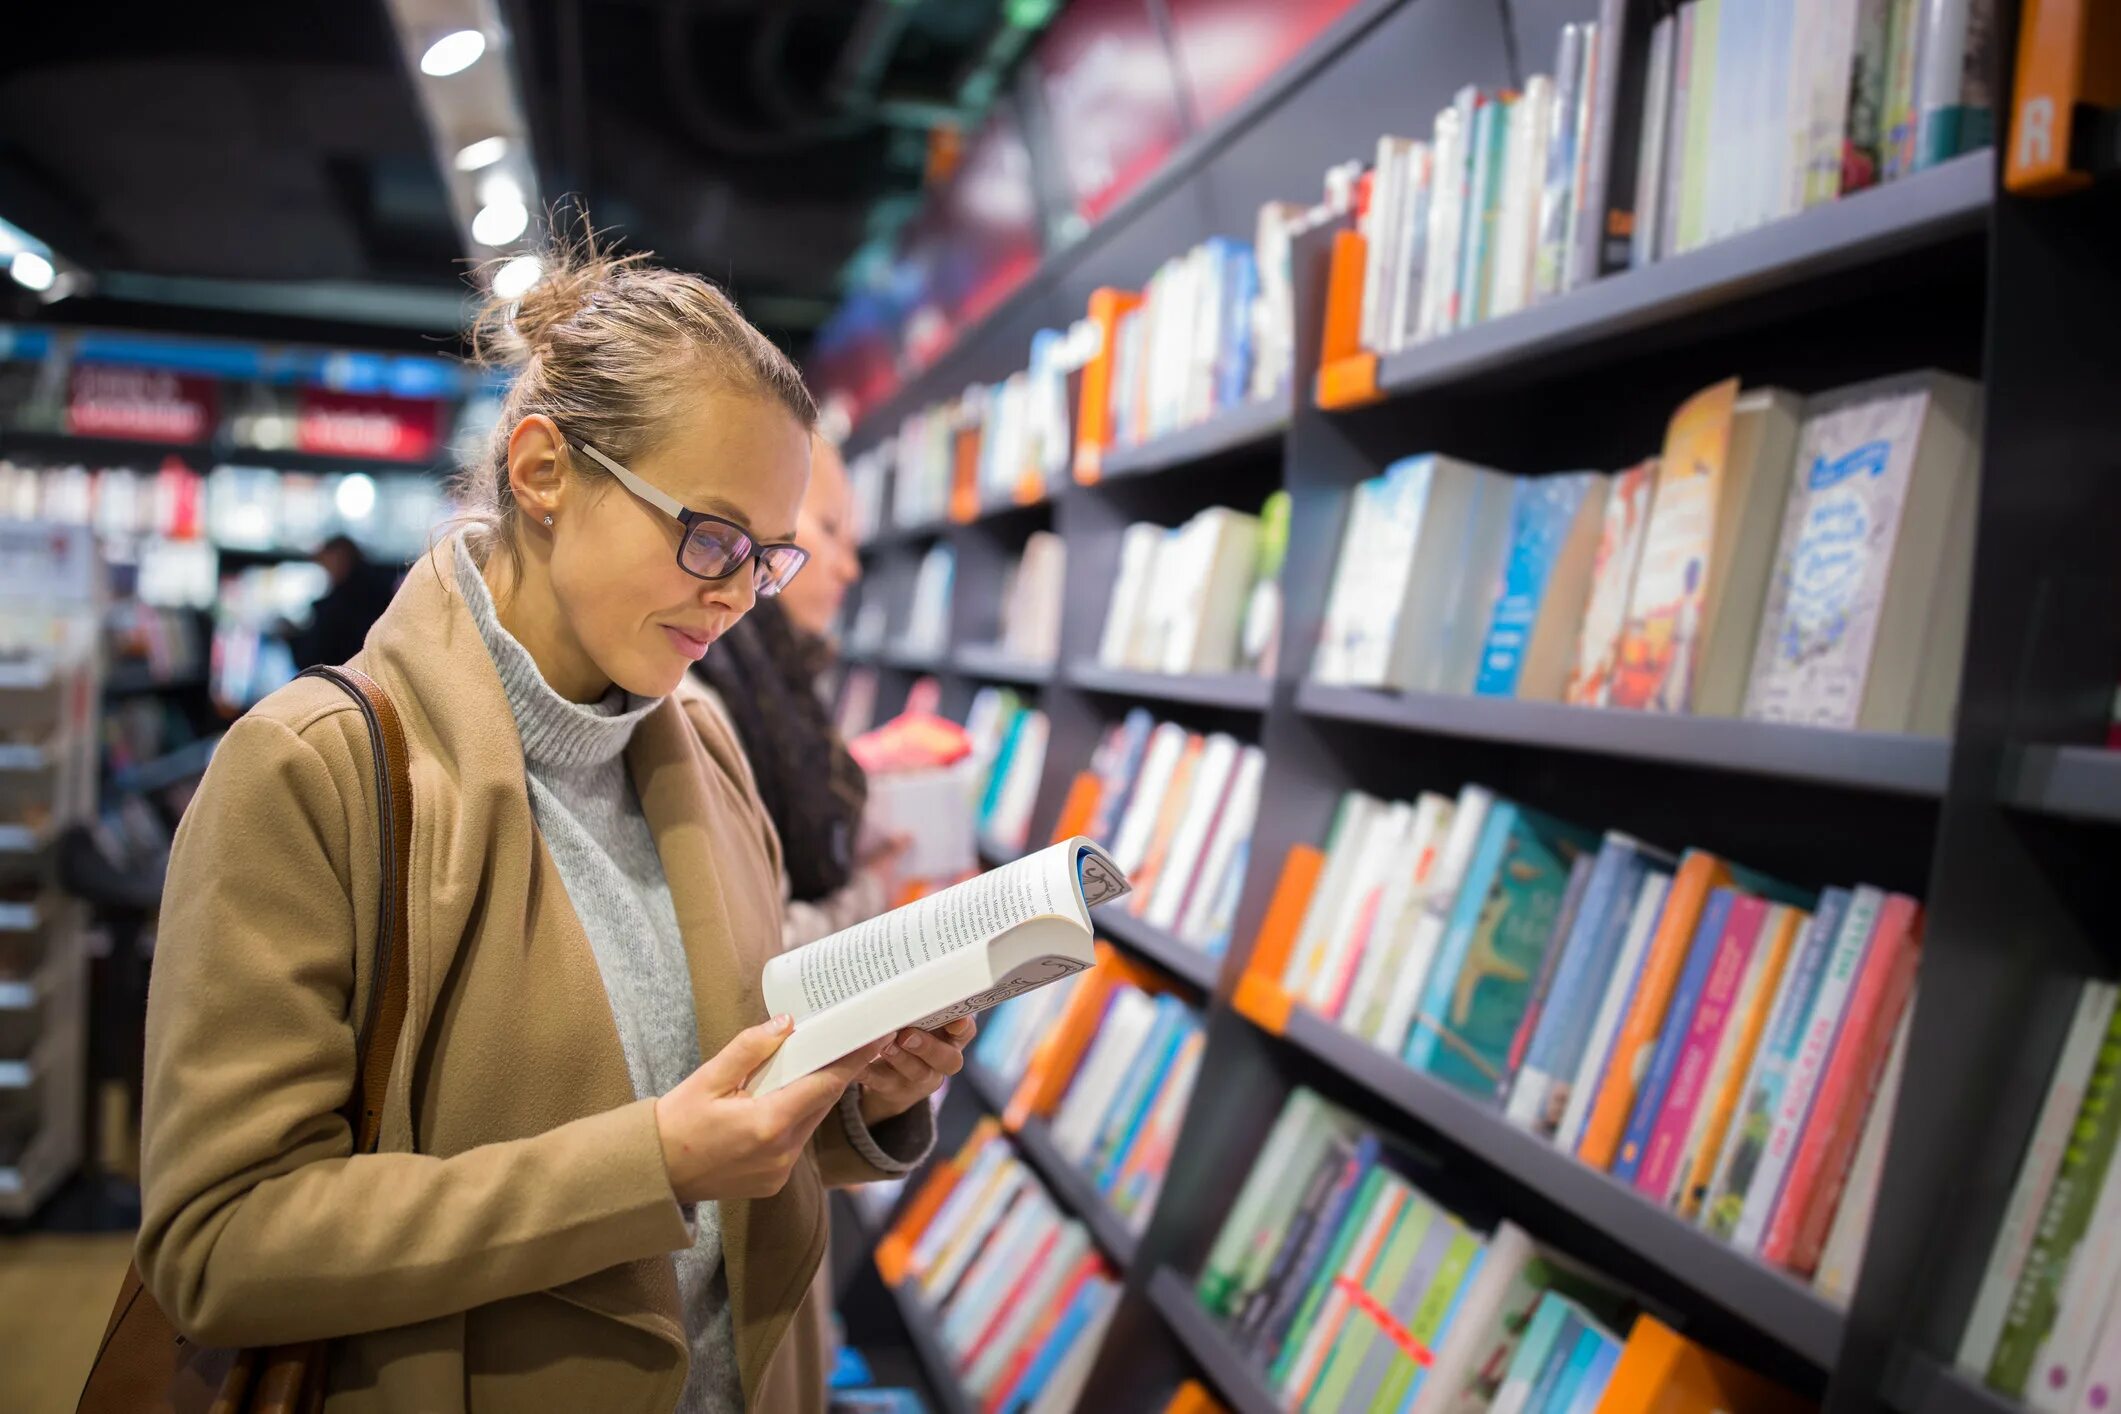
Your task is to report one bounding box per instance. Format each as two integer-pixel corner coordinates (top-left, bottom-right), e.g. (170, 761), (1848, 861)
(132, 231), (969, 1413)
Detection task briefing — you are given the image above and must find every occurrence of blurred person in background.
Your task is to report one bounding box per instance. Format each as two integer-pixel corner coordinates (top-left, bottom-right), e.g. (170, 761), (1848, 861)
(284, 533), (399, 669)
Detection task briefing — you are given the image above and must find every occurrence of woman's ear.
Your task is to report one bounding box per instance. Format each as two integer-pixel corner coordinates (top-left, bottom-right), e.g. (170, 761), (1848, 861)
(506, 415), (569, 525)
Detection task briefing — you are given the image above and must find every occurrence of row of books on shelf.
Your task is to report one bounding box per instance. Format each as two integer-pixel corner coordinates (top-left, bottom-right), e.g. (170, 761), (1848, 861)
(1198, 1087), (1806, 1414)
(975, 953), (1206, 1236)
(1268, 783), (1920, 1299)
(1346, 0), (1992, 362)
(1, 458), (451, 563)
(968, 688), (1048, 854)
(1097, 236), (1263, 456)
(877, 1118), (1122, 1414)
(1316, 370), (1979, 735)
(1958, 978), (2121, 1412)
(1099, 494), (1288, 679)
(849, 532), (1068, 671)
(1079, 710), (1265, 956)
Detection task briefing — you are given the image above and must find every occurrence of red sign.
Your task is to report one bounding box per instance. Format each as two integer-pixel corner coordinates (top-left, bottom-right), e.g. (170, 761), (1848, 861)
(1167, 0), (1365, 127)
(295, 389), (442, 462)
(1031, 0), (1191, 223)
(67, 365), (217, 443)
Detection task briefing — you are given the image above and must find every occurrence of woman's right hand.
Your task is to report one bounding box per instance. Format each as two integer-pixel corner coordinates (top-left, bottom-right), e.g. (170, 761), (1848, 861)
(654, 1016), (884, 1204)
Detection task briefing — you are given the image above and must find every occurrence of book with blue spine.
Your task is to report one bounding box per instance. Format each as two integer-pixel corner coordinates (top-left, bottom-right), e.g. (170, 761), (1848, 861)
(1475, 471), (1609, 698)
(1506, 833), (1676, 1136)
(1612, 888), (1739, 1181)
(1089, 997), (1191, 1187)
(1520, 1305), (1590, 1414)
(1242, 1133), (1381, 1350)
(1543, 1324), (1613, 1413)
(1457, 94), (1514, 330)
(1493, 1291), (1581, 1414)
(993, 1275), (1117, 1414)
(1405, 800), (1600, 1095)
(1215, 242), (1259, 411)
(1563, 1336), (1622, 1414)
(1254, 1138), (1384, 1365)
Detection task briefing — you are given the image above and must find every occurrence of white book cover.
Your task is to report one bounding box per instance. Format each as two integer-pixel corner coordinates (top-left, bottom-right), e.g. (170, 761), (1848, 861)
(1386, 143), (1437, 352)
(1417, 467), (1518, 696)
(1693, 387), (1804, 717)
(1129, 526), (1190, 670)
(1343, 792), (1456, 1043)
(1783, 0), (1823, 217)
(1741, 371), (1982, 732)
(1365, 458), (1503, 690)
(1733, 886), (1885, 1253)
(1052, 986), (1162, 1162)
(1307, 798), (1418, 1014)
(1631, 16), (1678, 269)
(1813, 1003), (1914, 1304)
(1362, 137), (1414, 353)
(1112, 724), (1189, 876)
(1754, 0), (1795, 229)
(1557, 869), (1673, 1154)
(1408, 1222), (1539, 1414)
(1959, 982), (2121, 1374)
(1176, 744), (1266, 944)
(2070, 1278), (2121, 1414)
(1490, 76), (1553, 320)
(749, 836), (1128, 1095)
(1702, 0), (1745, 245)
(2030, 1132), (2121, 1412)
(1538, 23), (1591, 296)
(1162, 506), (1262, 674)
(1098, 523), (1165, 667)
(1315, 471), (1391, 684)
(1282, 793), (1386, 999)
(1416, 91), (1478, 342)
(1372, 783), (1496, 1054)
(1143, 733), (1242, 929)
(991, 713), (1048, 849)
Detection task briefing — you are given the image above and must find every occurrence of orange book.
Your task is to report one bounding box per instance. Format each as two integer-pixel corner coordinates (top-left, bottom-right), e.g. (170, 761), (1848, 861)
(1314, 228), (1381, 410)
(1163, 1380), (1228, 1414)
(1232, 844), (1325, 1035)
(1005, 944), (1166, 1127)
(1762, 895), (1923, 1273)
(1595, 1314), (1808, 1414)
(1128, 734), (1202, 912)
(1675, 904), (1806, 1222)
(877, 1118), (1000, 1285)
(1073, 288), (1143, 485)
(1578, 850), (1732, 1171)
(950, 420), (983, 522)
(1048, 771), (1102, 847)
(2006, 0), (2121, 196)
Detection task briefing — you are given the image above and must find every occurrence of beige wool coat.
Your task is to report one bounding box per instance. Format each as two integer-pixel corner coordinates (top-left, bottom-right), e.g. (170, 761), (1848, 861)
(136, 544), (911, 1412)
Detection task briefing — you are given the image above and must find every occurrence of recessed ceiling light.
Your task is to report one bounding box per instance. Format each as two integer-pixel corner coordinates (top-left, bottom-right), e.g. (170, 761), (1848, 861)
(335, 473), (378, 521)
(420, 30), (486, 77)
(492, 254), (542, 300)
(471, 201), (530, 247)
(477, 172), (524, 210)
(9, 251), (55, 293)
(454, 136), (509, 171)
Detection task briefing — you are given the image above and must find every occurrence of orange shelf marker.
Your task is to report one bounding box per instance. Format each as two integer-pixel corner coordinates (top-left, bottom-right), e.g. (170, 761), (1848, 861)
(1314, 229), (1382, 411)
(1231, 844), (1324, 1035)
(1596, 1314), (1808, 1414)
(2006, 0), (2121, 196)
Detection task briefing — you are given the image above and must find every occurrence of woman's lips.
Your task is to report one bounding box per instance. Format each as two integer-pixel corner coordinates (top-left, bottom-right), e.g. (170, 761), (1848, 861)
(662, 624), (714, 660)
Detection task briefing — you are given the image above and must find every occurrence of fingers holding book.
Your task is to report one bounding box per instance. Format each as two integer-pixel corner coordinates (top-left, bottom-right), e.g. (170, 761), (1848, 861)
(858, 1017), (977, 1126)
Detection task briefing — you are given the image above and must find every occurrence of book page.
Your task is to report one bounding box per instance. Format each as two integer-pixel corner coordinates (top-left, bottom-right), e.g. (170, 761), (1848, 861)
(765, 841), (1097, 1019)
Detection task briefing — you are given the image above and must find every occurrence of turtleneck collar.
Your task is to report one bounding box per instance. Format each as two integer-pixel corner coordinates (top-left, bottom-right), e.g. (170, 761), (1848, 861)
(452, 531), (659, 770)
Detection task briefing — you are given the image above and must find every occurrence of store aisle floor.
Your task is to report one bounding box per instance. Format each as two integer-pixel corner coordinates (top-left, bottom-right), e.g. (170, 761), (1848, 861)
(0, 1232), (133, 1413)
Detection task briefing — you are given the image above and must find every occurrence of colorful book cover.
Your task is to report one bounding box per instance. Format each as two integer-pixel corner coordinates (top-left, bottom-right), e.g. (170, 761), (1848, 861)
(1840, 0), (1896, 192)
(1503, 851), (1598, 1096)
(1635, 894), (1770, 1196)
(1280, 1183), (1421, 1401)
(1546, 1324), (1612, 1414)
(1742, 376), (1943, 728)
(1361, 1231), (1487, 1411)
(1880, 0), (1924, 180)
(1258, 1158), (1386, 1372)
(1609, 378), (1740, 711)
(1091, 999), (1191, 1187)
(1476, 472), (1607, 697)
(1455, 93), (1510, 332)
(1239, 1131), (1359, 1343)
(1405, 803), (1600, 1096)
(1703, 889), (1852, 1239)
(1304, 1197), (1457, 1409)
(1555, 871), (1671, 1155)
(1567, 1337), (1623, 1414)
(1613, 888), (1740, 1182)
(1564, 461), (1658, 706)
(1336, 1206), (1476, 1410)
(1533, 23), (1590, 301)
(1675, 0), (1720, 252)
(1495, 1292), (1581, 1414)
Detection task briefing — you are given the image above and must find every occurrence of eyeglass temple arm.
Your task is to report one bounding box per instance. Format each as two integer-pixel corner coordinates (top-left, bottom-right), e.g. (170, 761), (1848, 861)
(574, 441), (687, 520)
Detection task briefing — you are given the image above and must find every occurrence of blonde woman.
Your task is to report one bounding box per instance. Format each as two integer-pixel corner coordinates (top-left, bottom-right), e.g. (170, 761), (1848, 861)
(135, 238), (966, 1412)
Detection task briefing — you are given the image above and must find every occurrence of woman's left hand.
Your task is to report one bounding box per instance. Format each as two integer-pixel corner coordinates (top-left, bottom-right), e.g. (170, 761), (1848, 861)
(857, 1017), (975, 1125)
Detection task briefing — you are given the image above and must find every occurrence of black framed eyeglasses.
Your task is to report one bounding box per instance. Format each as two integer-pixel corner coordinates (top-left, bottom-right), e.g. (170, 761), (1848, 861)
(572, 441), (809, 597)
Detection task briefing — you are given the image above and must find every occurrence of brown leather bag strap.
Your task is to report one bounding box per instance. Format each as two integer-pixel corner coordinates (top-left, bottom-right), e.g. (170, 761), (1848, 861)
(298, 665), (413, 1156)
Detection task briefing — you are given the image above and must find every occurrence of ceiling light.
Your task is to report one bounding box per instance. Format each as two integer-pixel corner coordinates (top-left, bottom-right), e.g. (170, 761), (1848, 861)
(471, 201), (529, 247)
(9, 251), (54, 293)
(477, 171), (524, 210)
(420, 30), (486, 77)
(335, 474), (378, 521)
(453, 136), (509, 171)
(491, 254), (542, 300)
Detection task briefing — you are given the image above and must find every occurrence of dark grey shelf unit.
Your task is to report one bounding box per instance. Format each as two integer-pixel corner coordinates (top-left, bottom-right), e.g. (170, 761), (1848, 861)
(858, 518), (952, 554)
(1297, 682), (1953, 798)
(880, 644), (951, 674)
(2000, 745), (2121, 825)
(961, 1060), (1142, 1271)
(1143, 1268), (1284, 1414)
(1066, 663), (1274, 714)
(951, 643), (1055, 686)
(1096, 397), (1292, 482)
(1094, 909), (1224, 993)
(876, 1274), (976, 1414)
(830, 4), (2106, 1410)
(1271, 1004), (1846, 1368)
(1892, 1358), (2022, 1414)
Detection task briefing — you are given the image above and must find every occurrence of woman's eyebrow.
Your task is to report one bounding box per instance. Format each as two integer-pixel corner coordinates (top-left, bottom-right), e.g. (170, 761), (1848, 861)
(699, 494), (795, 543)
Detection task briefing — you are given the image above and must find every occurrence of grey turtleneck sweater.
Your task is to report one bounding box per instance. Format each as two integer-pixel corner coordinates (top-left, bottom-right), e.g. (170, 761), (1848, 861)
(453, 536), (924, 1413)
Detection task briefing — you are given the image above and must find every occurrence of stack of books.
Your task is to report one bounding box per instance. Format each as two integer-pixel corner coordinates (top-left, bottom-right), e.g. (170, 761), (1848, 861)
(879, 1119), (1122, 1414)
(968, 687), (1048, 852)
(1268, 787), (1922, 1297)
(1198, 1086), (1806, 1411)
(1348, 1), (1995, 358)
(1082, 710), (1267, 955)
(1312, 371), (1981, 735)
(1100, 237), (1260, 452)
(1959, 981), (2121, 1410)
(1100, 493), (1289, 679)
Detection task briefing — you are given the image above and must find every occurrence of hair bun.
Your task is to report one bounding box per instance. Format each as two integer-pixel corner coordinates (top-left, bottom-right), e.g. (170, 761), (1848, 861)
(468, 218), (648, 370)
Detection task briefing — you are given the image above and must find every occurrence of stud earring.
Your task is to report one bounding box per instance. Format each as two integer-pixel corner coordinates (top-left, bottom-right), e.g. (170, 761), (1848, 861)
(543, 514), (553, 526)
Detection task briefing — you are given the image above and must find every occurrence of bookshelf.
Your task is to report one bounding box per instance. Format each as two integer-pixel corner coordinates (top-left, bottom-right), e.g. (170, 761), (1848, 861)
(836, 2), (2115, 1410)
(948, 643), (1054, 686)
(877, 1272), (977, 1414)
(960, 1059), (1144, 1271)
(1093, 912), (1222, 994)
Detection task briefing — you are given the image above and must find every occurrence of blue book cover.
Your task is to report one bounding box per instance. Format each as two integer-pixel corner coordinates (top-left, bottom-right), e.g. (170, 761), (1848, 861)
(1500, 1292), (1578, 1408)
(1524, 1308), (1590, 1414)
(1405, 802), (1599, 1094)
(1513, 835), (1673, 1127)
(1387, 1246), (1488, 1412)
(978, 710), (1029, 828)
(1562, 1336), (1622, 1414)
(1475, 474), (1605, 696)
(1256, 1136), (1382, 1362)
(995, 1278), (1114, 1414)
(1219, 247), (1259, 410)
(1086, 709), (1157, 841)
(1541, 1326), (1610, 1414)
(1612, 887), (1739, 1181)
(1092, 998), (1191, 1189)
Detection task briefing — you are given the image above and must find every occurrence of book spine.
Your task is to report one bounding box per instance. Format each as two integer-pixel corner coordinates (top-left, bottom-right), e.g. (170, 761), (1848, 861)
(1638, 895), (1765, 1197)
(1508, 842), (1631, 1127)
(1405, 803), (1518, 1072)
(1631, 15), (1677, 269)
(1569, 0), (1626, 286)
(1535, 24), (1588, 300)
(1558, 870), (1672, 1153)
(1200, 1090), (1323, 1314)
(1763, 897), (1923, 1271)
(1278, 1184), (1413, 1398)
(1237, 1132), (1355, 1342)
(1813, 1004), (1915, 1304)
(1731, 887), (1883, 1251)
(1263, 1162), (1384, 1376)
(2029, 1130), (2121, 1411)
(1676, 905), (1804, 1221)
(1615, 890), (1737, 1181)
(1503, 850), (1598, 1098)
(1913, 0), (1975, 167)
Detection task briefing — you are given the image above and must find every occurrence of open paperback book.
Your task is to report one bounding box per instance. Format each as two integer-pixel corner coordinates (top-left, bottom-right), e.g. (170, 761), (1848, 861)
(746, 836), (1130, 1095)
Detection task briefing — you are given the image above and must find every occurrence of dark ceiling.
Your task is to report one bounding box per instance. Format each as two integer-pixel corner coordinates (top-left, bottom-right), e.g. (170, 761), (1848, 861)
(0, 0), (1032, 357)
